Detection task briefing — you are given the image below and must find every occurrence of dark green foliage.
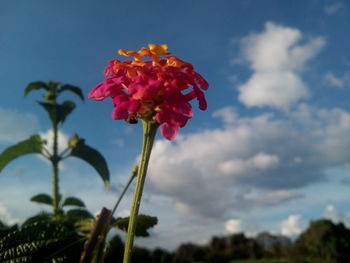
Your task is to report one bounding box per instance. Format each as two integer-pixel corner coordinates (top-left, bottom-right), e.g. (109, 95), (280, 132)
(24, 81), (49, 97)
(22, 212), (53, 226)
(288, 219), (350, 263)
(62, 197), (86, 208)
(228, 233), (263, 260)
(0, 135), (44, 172)
(69, 135), (110, 190)
(0, 221), (18, 240)
(65, 209), (94, 222)
(104, 235), (124, 263)
(38, 100), (76, 126)
(175, 243), (207, 263)
(112, 214), (158, 237)
(58, 84), (85, 101)
(151, 248), (174, 263)
(131, 247), (152, 263)
(0, 219), (84, 263)
(30, 194), (53, 206)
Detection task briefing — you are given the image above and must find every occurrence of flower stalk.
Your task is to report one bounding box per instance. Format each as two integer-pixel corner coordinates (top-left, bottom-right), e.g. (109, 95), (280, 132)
(123, 120), (158, 263)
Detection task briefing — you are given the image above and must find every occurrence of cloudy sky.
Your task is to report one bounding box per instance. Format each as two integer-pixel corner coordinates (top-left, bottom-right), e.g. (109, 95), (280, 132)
(1, 0), (350, 250)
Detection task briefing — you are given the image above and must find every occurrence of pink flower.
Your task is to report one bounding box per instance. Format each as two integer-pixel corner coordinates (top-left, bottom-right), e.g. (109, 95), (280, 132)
(89, 44), (208, 140)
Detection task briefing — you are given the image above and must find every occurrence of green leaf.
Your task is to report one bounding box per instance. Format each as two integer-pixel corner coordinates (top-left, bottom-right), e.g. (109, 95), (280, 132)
(38, 100), (76, 125)
(0, 135), (44, 172)
(30, 194), (53, 206)
(22, 212), (52, 226)
(69, 137), (110, 190)
(0, 220), (83, 262)
(112, 214), (158, 237)
(58, 84), (85, 101)
(62, 197), (86, 208)
(24, 81), (49, 97)
(66, 209), (94, 222)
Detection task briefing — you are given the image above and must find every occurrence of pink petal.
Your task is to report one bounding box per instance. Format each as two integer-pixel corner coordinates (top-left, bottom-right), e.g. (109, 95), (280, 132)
(160, 123), (178, 140)
(127, 100), (141, 113)
(112, 103), (129, 119)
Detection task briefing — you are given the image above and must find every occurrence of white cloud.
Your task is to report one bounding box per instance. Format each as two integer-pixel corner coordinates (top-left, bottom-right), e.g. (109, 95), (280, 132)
(147, 105), (350, 221)
(225, 219), (243, 234)
(323, 204), (350, 227)
(238, 71), (309, 109)
(218, 152), (279, 176)
(0, 203), (18, 225)
(325, 71), (350, 88)
(212, 107), (238, 125)
(40, 129), (70, 155)
(324, 2), (344, 15)
(281, 215), (305, 237)
(0, 108), (40, 144)
(237, 22), (325, 109)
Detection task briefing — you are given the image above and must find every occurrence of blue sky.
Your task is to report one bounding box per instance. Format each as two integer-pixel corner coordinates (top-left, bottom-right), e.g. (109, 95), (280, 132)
(1, 0), (350, 250)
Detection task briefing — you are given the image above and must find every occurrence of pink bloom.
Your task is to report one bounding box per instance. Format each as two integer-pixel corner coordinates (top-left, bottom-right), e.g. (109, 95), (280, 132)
(88, 44), (209, 140)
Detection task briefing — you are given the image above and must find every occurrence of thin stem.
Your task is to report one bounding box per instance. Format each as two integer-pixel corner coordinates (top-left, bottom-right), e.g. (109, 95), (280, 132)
(59, 146), (71, 158)
(110, 165), (138, 217)
(123, 121), (158, 263)
(42, 147), (52, 158)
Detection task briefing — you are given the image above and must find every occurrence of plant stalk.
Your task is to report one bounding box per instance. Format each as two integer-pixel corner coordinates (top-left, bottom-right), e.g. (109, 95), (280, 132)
(122, 120), (158, 263)
(52, 111), (60, 216)
(110, 165), (138, 217)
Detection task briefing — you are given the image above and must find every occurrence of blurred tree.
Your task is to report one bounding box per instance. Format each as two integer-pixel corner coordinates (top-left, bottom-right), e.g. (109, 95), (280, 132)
(256, 232), (291, 258)
(228, 233), (262, 260)
(288, 219), (350, 263)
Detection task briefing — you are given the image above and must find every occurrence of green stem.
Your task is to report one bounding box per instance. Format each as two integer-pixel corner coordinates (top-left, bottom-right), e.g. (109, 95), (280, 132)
(110, 165), (138, 217)
(52, 121), (60, 216)
(123, 120), (158, 263)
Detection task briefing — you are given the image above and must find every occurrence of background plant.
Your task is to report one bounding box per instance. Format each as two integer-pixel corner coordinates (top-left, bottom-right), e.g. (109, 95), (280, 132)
(0, 81), (110, 218)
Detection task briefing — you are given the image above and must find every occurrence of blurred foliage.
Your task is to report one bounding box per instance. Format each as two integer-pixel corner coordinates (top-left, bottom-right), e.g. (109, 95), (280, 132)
(288, 219), (350, 263)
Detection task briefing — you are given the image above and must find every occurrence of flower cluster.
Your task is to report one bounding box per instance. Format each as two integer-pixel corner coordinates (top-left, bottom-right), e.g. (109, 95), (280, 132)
(88, 44), (209, 140)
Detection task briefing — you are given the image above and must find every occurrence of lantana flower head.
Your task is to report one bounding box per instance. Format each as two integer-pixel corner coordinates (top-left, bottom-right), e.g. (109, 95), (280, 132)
(89, 44), (209, 140)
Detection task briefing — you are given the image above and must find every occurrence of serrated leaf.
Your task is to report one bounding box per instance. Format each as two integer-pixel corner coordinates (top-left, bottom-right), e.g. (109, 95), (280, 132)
(24, 81), (49, 97)
(0, 135), (44, 172)
(59, 85), (84, 101)
(69, 138), (110, 190)
(22, 212), (52, 226)
(62, 197), (85, 208)
(38, 100), (76, 125)
(30, 194), (53, 206)
(0, 220), (83, 262)
(111, 214), (158, 237)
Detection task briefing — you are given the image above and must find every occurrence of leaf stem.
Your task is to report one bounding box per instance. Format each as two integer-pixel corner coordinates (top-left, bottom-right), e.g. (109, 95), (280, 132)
(122, 120), (158, 263)
(110, 165), (138, 217)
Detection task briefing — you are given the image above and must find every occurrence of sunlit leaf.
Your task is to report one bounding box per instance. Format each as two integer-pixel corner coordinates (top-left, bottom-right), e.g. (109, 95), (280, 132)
(111, 214), (158, 237)
(59, 85), (85, 101)
(38, 100), (76, 125)
(62, 197), (86, 208)
(0, 135), (44, 172)
(69, 137), (110, 190)
(30, 193), (53, 206)
(0, 220), (83, 262)
(24, 81), (49, 97)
